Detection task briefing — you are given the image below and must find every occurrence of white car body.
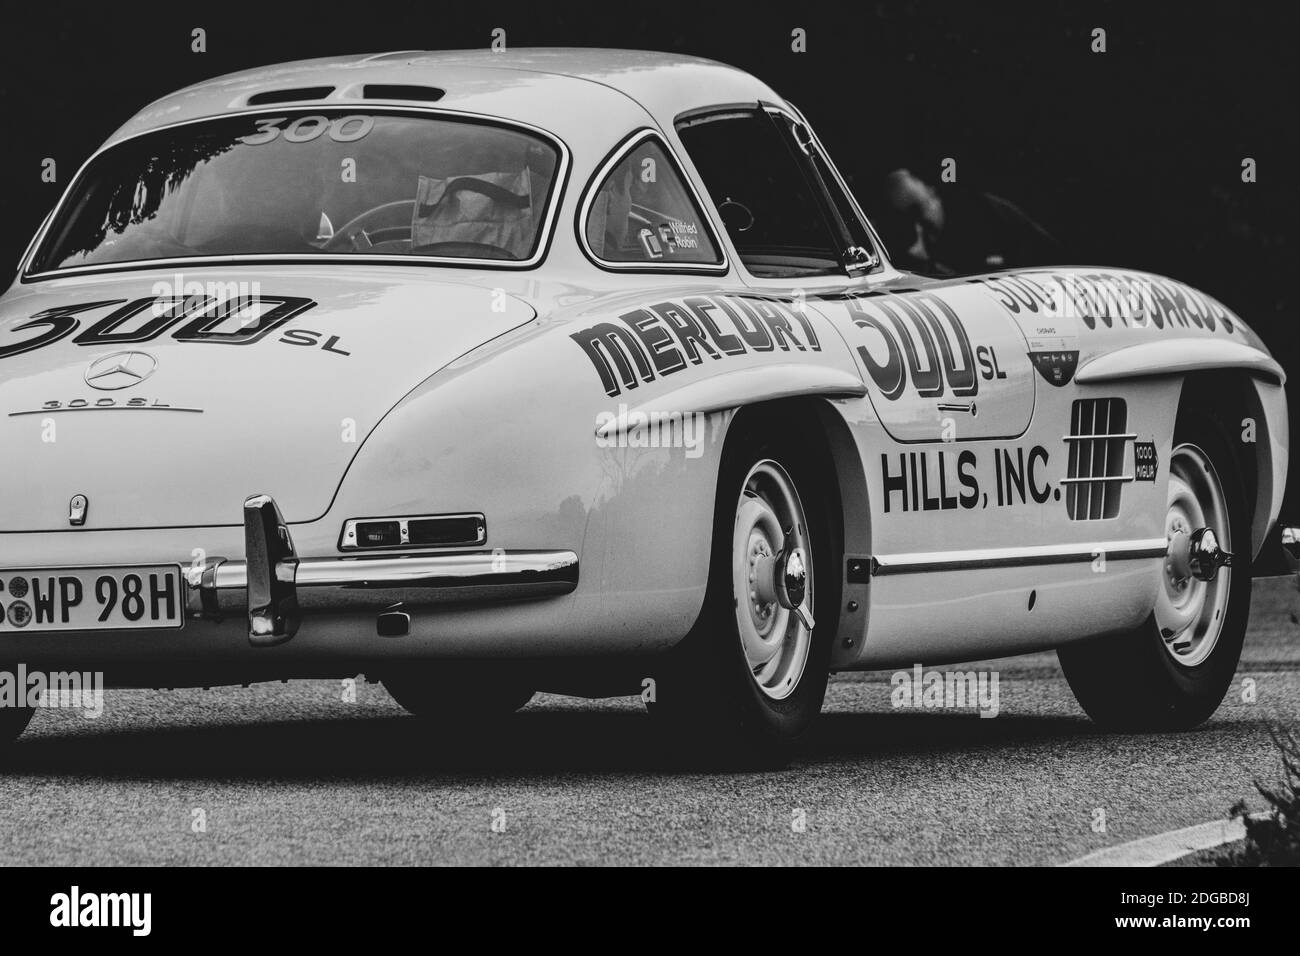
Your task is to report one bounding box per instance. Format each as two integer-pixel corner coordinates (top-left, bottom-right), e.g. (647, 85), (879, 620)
(0, 49), (1286, 705)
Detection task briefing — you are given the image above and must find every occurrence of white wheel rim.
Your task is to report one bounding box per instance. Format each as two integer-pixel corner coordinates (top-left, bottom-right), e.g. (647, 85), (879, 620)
(1155, 443), (1231, 667)
(732, 459), (813, 700)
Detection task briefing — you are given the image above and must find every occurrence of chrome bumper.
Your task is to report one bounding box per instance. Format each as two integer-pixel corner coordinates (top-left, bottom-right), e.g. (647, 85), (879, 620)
(184, 495), (579, 647)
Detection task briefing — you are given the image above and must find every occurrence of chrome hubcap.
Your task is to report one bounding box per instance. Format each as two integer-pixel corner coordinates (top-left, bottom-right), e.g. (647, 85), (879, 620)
(733, 460), (814, 700)
(1156, 444), (1231, 666)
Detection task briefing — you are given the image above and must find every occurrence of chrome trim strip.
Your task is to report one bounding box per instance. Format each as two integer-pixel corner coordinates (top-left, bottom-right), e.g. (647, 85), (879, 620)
(1061, 433), (1137, 442)
(1058, 475), (1135, 485)
(780, 101), (892, 275)
(8, 406), (204, 417)
(870, 538), (1169, 576)
(575, 127), (729, 275)
(22, 104), (572, 280)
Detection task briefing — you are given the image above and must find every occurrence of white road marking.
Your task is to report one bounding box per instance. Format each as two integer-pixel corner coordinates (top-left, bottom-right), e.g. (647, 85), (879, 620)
(1061, 817), (1255, 867)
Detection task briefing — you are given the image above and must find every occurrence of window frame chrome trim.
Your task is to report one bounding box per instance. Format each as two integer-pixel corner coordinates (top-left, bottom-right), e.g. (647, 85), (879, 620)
(21, 104), (572, 282)
(575, 127), (729, 276)
(779, 100), (893, 275)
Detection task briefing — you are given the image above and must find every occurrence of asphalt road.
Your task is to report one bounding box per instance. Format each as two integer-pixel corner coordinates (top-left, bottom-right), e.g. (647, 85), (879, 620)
(2, 578), (1298, 866)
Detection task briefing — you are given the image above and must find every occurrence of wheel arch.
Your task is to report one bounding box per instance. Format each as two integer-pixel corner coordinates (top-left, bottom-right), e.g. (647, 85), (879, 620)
(720, 398), (869, 656)
(1176, 369), (1287, 563)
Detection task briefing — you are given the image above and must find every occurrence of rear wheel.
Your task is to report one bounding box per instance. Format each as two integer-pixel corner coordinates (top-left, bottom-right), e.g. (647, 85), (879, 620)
(1059, 415), (1250, 730)
(382, 666), (533, 721)
(646, 429), (836, 768)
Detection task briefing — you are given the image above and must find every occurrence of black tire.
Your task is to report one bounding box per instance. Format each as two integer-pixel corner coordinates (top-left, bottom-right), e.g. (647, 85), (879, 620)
(645, 421), (838, 769)
(1058, 410), (1251, 730)
(382, 666), (534, 721)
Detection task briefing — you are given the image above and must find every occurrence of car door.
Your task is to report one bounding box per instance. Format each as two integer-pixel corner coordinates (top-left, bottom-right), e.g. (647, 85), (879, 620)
(673, 104), (1090, 666)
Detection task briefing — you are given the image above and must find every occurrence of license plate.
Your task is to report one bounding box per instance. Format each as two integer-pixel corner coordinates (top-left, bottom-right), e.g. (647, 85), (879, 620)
(0, 566), (183, 632)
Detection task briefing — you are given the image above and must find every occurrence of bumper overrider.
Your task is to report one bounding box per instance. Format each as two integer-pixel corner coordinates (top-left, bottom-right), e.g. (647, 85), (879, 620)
(185, 495), (579, 646)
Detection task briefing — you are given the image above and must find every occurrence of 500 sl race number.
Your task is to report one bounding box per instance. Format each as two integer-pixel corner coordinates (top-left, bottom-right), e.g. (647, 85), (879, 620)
(0, 566), (182, 632)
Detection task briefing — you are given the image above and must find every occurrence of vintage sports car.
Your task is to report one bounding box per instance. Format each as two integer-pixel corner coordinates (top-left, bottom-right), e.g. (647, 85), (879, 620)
(0, 49), (1287, 765)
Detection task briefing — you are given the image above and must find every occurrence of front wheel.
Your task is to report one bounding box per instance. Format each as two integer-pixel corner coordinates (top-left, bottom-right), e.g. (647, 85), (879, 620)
(1059, 416), (1250, 730)
(646, 431), (836, 768)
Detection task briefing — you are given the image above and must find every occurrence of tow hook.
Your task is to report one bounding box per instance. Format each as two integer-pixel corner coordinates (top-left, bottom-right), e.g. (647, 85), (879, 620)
(244, 494), (300, 646)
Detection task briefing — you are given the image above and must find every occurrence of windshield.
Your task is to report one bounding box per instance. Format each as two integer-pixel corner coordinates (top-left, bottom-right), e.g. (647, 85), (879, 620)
(29, 110), (562, 273)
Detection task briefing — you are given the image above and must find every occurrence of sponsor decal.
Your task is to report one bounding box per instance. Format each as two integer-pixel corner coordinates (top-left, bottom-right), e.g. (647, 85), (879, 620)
(570, 294), (821, 397)
(880, 444), (1055, 514)
(971, 270), (1236, 335)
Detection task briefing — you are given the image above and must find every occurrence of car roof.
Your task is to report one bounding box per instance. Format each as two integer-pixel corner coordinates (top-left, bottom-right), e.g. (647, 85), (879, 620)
(108, 48), (783, 152)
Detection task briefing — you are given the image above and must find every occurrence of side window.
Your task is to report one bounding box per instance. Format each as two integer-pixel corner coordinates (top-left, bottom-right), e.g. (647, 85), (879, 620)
(583, 133), (721, 267)
(677, 108), (877, 278)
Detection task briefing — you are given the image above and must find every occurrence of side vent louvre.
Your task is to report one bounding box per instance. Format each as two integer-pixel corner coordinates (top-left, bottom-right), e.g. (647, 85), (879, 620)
(1064, 398), (1132, 520)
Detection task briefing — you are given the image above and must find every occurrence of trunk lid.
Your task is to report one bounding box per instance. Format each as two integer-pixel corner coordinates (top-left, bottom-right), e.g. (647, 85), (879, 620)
(0, 268), (534, 531)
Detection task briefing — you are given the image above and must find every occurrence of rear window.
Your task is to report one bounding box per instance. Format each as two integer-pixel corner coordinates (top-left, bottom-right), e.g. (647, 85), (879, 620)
(29, 110), (562, 273)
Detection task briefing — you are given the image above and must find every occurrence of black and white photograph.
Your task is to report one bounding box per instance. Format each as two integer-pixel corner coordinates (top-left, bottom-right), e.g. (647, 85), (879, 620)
(0, 0), (1295, 916)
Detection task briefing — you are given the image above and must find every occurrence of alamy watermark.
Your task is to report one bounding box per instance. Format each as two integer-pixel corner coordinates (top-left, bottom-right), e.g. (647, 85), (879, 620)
(595, 404), (708, 459)
(891, 664), (1000, 718)
(0, 665), (104, 718)
(149, 272), (263, 323)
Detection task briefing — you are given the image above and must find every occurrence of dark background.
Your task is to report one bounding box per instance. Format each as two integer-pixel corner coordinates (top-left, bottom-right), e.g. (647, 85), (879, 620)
(2, 0), (1295, 506)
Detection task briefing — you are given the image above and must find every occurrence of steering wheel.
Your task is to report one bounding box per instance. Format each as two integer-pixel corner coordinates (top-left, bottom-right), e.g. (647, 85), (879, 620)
(323, 200), (416, 252)
(323, 188), (522, 259)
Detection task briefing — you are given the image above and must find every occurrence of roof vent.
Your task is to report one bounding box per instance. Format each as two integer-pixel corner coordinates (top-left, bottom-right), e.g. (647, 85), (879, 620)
(247, 86), (335, 105)
(363, 84), (445, 102)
